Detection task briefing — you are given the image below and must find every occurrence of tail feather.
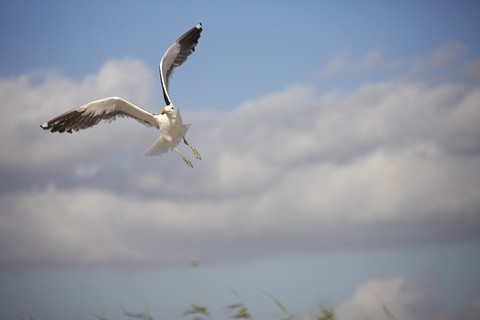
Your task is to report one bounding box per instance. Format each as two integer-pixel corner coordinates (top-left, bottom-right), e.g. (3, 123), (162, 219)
(144, 124), (191, 156)
(183, 124), (191, 135)
(144, 137), (170, 156)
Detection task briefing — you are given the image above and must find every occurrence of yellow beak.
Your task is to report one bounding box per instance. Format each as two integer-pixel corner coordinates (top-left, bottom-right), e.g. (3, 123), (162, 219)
(161, 110), (169, 115)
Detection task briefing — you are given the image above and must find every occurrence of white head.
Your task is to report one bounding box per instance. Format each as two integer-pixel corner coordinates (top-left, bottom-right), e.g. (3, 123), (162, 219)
(160, 104), (179, 117)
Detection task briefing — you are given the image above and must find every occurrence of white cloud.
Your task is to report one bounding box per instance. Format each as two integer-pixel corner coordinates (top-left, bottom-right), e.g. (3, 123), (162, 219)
(458, 58), (480, 82)
(319, 52), (349, 78)
(356, 48), (404, 73)
(0, 58), (155, 168)
(319, 43), (470, 82)
(0, 43), (479, 268)
(318, 48), (404, 79)
(336, 276), (441, 320)
(411, 41), (468, 75)
(0, 185), (233, 267)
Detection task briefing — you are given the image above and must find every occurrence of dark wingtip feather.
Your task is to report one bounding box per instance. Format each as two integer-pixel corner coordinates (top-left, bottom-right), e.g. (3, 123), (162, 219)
(177, 23), (203, 49)
(40, 109), (85, 134)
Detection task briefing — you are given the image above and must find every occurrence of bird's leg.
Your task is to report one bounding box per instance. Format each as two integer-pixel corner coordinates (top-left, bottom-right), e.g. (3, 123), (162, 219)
(183, 137), (201, 160)
(174, 147), (193, 167)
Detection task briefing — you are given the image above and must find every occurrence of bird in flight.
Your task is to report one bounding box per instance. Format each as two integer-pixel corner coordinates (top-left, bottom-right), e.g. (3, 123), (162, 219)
(41, 23), (203, 167)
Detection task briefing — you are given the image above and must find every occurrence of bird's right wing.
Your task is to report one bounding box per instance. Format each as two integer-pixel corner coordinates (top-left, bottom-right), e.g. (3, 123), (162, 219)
(159, 23), (203, 106)
(40, 97), (159, 133)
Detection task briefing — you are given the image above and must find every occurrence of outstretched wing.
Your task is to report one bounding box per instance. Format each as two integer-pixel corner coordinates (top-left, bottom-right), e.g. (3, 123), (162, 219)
(159, 23), (202, 106)
(40, 97), (159, 133)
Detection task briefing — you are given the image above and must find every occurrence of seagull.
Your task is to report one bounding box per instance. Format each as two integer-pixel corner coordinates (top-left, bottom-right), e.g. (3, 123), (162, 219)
(40, 23), (203, 167)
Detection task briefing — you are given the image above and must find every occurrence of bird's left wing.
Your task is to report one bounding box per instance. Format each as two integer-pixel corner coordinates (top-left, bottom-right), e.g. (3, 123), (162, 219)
(41, 97), (159, 133)
(159, 23), (203, 106)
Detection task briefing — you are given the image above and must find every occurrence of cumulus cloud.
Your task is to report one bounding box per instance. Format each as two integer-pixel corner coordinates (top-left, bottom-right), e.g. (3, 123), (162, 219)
(0, 58), (154, 168)
(337, 276), (480, 320)
(0, 44), (480, 268)
(336, 276), (442, 320)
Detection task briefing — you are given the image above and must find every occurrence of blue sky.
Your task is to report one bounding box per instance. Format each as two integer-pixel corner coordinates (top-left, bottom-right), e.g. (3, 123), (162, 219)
(1, 1), (480, 320)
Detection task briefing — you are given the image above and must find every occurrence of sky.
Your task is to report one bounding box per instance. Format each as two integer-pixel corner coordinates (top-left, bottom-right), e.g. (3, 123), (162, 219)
(1, 1), (480, 319)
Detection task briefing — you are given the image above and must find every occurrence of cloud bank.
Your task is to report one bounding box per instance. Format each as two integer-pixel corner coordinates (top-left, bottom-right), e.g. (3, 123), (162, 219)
(337, 275), (480, 320)
(0, 44), (479, 269)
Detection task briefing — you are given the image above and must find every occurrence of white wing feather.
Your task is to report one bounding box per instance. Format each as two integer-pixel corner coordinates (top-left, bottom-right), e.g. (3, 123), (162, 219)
(41, 97), (158, 133)
(160, 23), (202, 106)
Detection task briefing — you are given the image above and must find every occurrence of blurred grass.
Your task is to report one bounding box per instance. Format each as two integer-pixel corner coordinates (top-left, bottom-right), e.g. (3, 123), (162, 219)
(21, 290), (402, 320)
(225, 289), (253, 320)
(92, 293), (398, 320)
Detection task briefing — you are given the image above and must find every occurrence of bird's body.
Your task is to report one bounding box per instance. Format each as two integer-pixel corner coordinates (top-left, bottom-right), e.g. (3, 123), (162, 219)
(41, 23), (203, 167)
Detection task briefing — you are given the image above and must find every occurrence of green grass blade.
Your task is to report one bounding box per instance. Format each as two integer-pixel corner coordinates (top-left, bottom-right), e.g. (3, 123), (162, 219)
(262, 291), (292, 319)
